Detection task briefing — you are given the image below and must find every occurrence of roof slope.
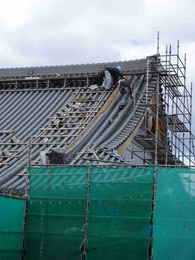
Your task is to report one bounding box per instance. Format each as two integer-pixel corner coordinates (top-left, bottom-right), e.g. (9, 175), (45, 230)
(0, 56), (159, 194)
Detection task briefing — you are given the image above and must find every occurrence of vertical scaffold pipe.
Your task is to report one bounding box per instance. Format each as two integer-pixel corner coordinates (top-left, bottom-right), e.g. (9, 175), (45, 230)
(155, 73), (160, 165)
(146, 57), (150, 105)
(80, 166), (92, 259)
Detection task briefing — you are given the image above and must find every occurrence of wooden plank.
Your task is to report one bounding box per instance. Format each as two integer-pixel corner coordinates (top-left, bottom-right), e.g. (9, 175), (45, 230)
(49, 115), (94, 119)
(0, 130), (15, 134)
(34, 135), (79, 138)
(33, 134), (78, 138)
(59, 111), (98, 114)
(40, 127), (84, 131)
(0, 143), (27, 145)
(0, 88), (66, 92)
(31, 142), (68, 145)
(49, 123), (88, 125)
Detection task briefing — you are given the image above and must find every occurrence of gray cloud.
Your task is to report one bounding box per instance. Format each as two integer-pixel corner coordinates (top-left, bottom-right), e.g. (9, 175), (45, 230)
(0, 0), (195, 129)
(0, 0), (194, 65)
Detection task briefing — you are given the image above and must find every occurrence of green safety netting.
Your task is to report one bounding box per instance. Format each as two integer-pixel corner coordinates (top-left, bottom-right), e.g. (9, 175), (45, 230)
(153, 167), (195, 260)
(87, 167), (153, 260)
(24, 167), (86, 260)
(3, 166), (195, 259)
(24, 166), (154, 260)
(0, 196), (25, 260)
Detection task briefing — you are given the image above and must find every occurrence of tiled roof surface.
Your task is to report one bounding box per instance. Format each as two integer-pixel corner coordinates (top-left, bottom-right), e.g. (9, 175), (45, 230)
(0, 56), (158, 194)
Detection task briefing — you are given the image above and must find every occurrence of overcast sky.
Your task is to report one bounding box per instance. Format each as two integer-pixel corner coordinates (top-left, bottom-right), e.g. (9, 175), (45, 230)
(0, 0), (195, 125)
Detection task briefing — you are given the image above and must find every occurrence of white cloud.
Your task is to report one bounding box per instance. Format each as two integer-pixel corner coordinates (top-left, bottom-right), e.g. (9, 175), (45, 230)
(0, 0), (195, 134)
(0, 0), (194, 86)
(0, 0), (193, 65)
(0, 0), (41, 29)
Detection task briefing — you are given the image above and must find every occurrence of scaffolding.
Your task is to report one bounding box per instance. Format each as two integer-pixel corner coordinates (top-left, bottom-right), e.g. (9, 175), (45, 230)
(15, 49), (195, 167)
(135, 42), (195, 167)
(0, 44), (194, 168)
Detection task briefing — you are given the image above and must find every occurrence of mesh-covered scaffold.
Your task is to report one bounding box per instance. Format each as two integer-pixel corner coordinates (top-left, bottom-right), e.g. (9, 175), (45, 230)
(0, 196), (25, 259)
(153, 167), (195, 260)
(24, 166), (153, 260)
(1, 166), (195, 259)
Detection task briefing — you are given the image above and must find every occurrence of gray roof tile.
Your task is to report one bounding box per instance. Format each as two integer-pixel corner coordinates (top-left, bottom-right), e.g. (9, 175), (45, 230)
(0, 56), (158, 195)
(0, 58), (148, 78)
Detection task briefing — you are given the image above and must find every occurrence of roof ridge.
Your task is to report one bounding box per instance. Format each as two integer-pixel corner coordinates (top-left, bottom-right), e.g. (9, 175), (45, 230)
(0, 57), (148, 70)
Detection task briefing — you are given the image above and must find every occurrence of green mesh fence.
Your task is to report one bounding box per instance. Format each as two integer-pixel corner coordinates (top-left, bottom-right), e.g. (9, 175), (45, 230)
(0, 196), (25, 260)
(24, 166), (154, 260)
(153, 167), (195, 260)
(24, 167), (86, 260)
(87, 167), (153, 260)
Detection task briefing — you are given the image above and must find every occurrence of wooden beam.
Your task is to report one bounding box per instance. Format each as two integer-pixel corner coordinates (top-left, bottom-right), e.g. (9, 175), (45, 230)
(33, 135), (79, 138)
(0, 143), (27, 145)
(0, 130), (15, 134)
(40, 127), (84, 131)
(49, 115), (94, 119)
